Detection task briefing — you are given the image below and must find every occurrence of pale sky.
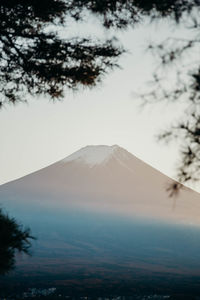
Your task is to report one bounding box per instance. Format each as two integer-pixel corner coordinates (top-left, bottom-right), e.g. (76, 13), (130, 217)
(0, 18), (194, 189)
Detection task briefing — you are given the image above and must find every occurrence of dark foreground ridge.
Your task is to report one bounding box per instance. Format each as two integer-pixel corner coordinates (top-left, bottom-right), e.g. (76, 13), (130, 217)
(1, 290), (200, 300)
(1, 269), (200, 298)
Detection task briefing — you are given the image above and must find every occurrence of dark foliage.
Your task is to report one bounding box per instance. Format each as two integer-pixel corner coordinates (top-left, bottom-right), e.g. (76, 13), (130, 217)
(139, 2), (200, 193)
(1, 0), (199, 107)
(0, 0), (125, 106)
(65, 0), (199, 27)
(0, 209), (34, 275)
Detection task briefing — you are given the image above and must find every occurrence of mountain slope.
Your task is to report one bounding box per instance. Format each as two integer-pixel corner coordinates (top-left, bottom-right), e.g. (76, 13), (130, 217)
(1, 145), (200, 225)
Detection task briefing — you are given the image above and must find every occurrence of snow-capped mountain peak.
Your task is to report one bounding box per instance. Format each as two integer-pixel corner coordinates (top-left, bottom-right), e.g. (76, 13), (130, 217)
(63, 145), (123, 166)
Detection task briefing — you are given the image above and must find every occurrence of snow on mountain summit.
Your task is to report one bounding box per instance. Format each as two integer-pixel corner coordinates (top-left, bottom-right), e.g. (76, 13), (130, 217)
(63, 145), (126, 166)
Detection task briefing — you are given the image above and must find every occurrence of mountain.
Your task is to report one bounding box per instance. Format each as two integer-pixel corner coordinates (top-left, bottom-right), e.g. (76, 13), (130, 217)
(1, 144), (200, 225)
(1, 145), (200, 294)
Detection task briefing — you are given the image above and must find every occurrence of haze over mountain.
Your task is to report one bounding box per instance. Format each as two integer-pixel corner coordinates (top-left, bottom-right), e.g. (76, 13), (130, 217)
(1, 145), (200, 294)
(1, 144), (200, 225)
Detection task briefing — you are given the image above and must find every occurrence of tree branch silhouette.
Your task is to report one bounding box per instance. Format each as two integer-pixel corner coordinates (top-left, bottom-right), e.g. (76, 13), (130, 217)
(0, 209), (34, 275)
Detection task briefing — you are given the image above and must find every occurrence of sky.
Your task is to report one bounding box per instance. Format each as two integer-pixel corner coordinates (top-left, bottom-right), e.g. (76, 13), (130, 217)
(0, 16), (194, 189)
